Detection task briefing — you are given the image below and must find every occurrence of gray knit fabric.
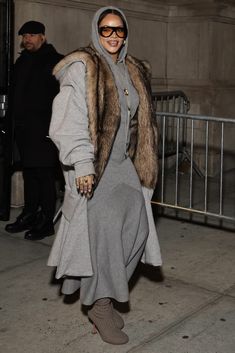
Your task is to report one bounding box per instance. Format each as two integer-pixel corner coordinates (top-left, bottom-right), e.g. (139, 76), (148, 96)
(61, 7), (150, 305)
(91, 6), (129, 65)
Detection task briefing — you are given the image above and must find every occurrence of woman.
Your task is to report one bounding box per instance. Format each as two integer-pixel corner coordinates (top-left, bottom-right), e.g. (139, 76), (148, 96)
(48, 6), (162, 345)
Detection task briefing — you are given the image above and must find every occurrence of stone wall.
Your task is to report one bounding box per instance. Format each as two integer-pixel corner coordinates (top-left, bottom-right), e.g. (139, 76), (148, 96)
(164, 1), (235, 173)
(13, 0), (235, 175)
(14, 0), (235, 114)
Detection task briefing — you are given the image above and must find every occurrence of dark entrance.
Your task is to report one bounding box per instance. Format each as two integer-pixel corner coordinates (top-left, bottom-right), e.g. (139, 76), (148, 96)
(0, 0), (14, 220)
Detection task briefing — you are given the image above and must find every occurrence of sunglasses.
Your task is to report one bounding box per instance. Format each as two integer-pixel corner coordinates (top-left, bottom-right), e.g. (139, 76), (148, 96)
(98, 26), (127, 38)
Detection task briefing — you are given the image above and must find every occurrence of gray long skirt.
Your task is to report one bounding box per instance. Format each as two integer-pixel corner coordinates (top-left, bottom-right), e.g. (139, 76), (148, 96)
(62, 157), (149, 306)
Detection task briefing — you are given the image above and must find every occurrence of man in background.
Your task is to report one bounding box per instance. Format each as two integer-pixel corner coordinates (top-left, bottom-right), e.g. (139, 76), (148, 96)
(5, 21), (63, 240)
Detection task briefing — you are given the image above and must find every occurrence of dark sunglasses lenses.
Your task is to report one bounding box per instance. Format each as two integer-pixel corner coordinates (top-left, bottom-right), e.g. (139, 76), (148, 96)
(99, 26), (126, 38)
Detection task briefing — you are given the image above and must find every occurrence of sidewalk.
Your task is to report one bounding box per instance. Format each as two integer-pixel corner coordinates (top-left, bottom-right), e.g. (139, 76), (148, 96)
(0, 207), (235, 353)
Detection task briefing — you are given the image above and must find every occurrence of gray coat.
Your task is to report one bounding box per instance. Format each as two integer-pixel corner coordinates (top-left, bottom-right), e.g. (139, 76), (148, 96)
(47, 61), (162, 279)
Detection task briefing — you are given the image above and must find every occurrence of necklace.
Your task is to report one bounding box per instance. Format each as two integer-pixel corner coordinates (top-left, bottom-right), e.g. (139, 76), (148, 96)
(115, 58), (129, 96)
(119, 66), (130, 103)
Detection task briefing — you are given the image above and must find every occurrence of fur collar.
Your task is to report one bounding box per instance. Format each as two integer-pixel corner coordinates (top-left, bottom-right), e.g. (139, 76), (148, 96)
(54, 47), (158, 188)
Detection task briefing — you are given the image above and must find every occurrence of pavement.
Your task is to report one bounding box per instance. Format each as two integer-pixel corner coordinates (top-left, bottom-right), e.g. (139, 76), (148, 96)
(0, 206), (235, 353)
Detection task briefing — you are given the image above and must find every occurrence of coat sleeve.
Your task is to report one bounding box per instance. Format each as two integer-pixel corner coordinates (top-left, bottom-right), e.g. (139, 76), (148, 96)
(49, 61), (95, 178)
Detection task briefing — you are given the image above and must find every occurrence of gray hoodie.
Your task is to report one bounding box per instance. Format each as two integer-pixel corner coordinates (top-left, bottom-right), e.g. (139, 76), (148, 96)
(91, 6), (129, 65)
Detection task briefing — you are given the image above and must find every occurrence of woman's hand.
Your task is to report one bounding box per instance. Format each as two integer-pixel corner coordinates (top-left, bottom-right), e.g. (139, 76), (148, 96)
(75, 174), (95, 198)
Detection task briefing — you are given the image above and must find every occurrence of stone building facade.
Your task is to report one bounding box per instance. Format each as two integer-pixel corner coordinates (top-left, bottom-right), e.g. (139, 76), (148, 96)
(13, 0), (235, 178)
(14, 0), (235, 115)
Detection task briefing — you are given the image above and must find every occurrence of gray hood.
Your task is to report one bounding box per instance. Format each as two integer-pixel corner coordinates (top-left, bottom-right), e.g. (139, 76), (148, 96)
(91, 6), (129, 65)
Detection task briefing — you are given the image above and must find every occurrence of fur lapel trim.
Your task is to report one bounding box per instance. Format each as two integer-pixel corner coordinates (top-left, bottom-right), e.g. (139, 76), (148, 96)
(54, 48), (158, 188)
(127, 55), (158, 188)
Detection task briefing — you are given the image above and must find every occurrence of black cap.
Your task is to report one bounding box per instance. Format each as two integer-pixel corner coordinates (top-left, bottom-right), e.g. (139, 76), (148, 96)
(18, 21), (45, 35)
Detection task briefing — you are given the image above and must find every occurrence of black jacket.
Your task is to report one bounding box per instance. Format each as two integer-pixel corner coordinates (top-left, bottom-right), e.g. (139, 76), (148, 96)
(11, 43), (63, 167)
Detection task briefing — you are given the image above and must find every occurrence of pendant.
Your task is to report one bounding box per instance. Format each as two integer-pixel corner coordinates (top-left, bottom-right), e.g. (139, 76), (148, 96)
(124, 88), (129, 96)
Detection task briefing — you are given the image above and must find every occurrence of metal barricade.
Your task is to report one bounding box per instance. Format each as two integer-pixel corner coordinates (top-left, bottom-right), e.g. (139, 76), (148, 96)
(152, 112), (235, 229)
(152, 91), (190, 114)
(152, 91), (190, 159)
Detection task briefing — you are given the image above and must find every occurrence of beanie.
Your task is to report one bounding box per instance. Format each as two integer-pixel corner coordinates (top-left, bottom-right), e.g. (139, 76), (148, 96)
(18, 21), (45, 35)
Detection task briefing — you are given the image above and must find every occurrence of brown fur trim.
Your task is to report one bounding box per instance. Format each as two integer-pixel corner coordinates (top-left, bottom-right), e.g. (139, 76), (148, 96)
(127, 55), (158, 188)
(54, 47), (158, 188)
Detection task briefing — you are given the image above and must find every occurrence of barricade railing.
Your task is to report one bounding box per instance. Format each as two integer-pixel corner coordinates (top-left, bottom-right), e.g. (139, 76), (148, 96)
(152, 112), (235, 228)
(152, 91), (190, 114)
(152, 91), (190, 160)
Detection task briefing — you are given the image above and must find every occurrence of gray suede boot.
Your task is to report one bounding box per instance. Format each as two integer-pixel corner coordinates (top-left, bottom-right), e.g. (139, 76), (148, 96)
(88, 298), (128, 345)
(111, 302), (124, 329)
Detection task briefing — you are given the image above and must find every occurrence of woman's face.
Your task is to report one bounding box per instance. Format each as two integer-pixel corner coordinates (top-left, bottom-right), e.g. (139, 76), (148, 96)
(98, 13), (126, 62)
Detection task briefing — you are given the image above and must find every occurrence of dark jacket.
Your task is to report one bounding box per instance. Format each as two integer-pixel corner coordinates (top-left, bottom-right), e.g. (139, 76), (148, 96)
(11, 42), (63, 167)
